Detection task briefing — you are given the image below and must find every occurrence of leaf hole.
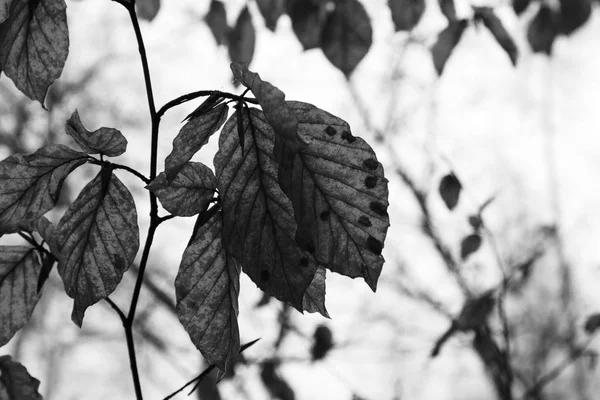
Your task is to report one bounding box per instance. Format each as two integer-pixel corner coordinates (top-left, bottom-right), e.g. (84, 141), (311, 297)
(369, 201), (388, 217)
(363, 158), (378, 170)
(341, 130), (357, 143)
(261, 270), (270, 282)
(358, 216), (372, 227)
(325, 126), (336, 136)
(364, 176), (378, 188)
(367, 236), (383, 255)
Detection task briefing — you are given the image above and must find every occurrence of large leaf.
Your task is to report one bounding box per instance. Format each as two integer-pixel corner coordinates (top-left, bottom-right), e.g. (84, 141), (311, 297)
(256, 0), (285, 31)
(146, 162), (217, 217)
(228, 6), (255, 64)
(474, 7), (518, 66)
(0, 356), (42, 400)
(277, 102), (389, 291)
(65, 110), (127, 157)
(320, 0), (372, 77)
(0, 145), (88, 234)
(286, 0), (328, 50)
(388, 0), (425, 32)
(164, 103), (228, 182)
(303, 267), (328, 317)
(175, 207), (240, 372)
(137, 0), (160, 22)
(0, 246), (41, 346)
(0, 0), (69, 106)
(57, 167), (139, 327)
(205, 0), (228, 46)
(431, 20), (468, 76)
(527, 4), (558, 55)
(214, 108), (317, 310)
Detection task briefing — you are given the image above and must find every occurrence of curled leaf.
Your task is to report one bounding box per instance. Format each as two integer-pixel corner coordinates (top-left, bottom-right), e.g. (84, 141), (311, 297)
(65, 110), (127, 157)
(0, 356), (42, 400)
(205, 0), (228, 46)
(438, 173), (461, 210)
(388, 0), (425, 32)
(228, 6), (255, 63)
(431, 20), (468, 76)
(460, 233), (482, 260)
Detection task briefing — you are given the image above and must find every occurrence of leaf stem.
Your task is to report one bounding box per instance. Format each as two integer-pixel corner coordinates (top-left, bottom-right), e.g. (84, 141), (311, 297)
(157, 90), (258, 119)
(112, 164), (151, 184)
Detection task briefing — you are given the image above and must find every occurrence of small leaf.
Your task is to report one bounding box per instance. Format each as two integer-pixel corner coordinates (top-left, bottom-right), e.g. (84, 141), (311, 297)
(256, 0), (285, 31)
(214, 108), (318, 310)
(164, 103), (228, 182)
(460, 233), (482, 260)
(311, 325), (334, 361)
(584, 313), (600, 334)
(438, 0), (456, 21)
(431, 20), (468, 75)
(0, 356), (42, 400)
(0, 246), (42, 346)
(137, 0), (160, 22)
(559, 0), (592, 36)
(205, 0), (228, 46)
(146, 162), (216, 217)
(228, 6), (255, 64)
(286, 0), (328, 50)
(527, 5), (559, 55)
(175, 208), (240, 373)
(57, 166), (139, 327)
(277, 102), (390, 291)
(388, 0), (425, 32)
(0, 145), (88, 234)
(65, 110), (127, 157)
(303, 267), (329, 317)
(260, 361), (295, 400)
(512, 0), (530, 16)
(230, 63), (306, 155)
(438, 173), (461, 210)
(320, 0), (373, 77)
(0, 0), (69, 106)
(474, 7), (518, 66)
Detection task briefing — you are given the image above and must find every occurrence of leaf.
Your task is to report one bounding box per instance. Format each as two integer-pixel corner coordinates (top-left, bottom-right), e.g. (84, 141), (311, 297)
(0, 0), (11, 24)
(303, 267), (329, 317)
(438, 173), (461, 210)
(0, 246), (41, 347)
(286, 0), (328, 50)
(0, 356), (42, 400)
(146, 162), (216, 217)
(228, 6), (255, 64)
(256, 0), (285, 31)
(527, 5), (558, 56)
(460, 233), (482, 260)
(388, 0), (425, 31)
(584, 313), (600, 334)
(431, 20), (468, 75)
(175, 207), (240, 372)
(57, 167), (139, 327)
(310, 324), (334, 361)
(0, 0), (69, 106)
(260, 361), (295, 400)
(230, 63), (306, 155)
(65, 110), (127, 157)
(214, 108), (318, 310)
(512, 0), (530, 16)
(164, 103), (228, 182)
(19, 215), (58, 255)
(474, 7), (518, 66)
(137, 0), (160, 22)
(438, 0), (456, 21)
(320, 0), (373, 77)
(559, 0), (592, 36)
(0, 145), (88, 234)
(277, 102), (389, 291)
(205, 0), (228, 46)
(36, 251), (54, 292)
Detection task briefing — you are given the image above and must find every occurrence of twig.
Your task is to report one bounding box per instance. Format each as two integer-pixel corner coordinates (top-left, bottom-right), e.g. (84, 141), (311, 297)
(112, 163), (151, 184)
(105, 297), (127, 324)
(157, 90), (258, 119)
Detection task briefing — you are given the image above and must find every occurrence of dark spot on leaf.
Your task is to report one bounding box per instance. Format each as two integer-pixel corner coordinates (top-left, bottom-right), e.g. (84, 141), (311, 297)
(365, 176), (377, 188)
(325, 126), (336, 136)
(367, 236), (383, 255)
(320, 210), (330, 221)
(261, 270), (270, 282)
(300, 257), (309, 267)
(370, 201), (388, 217)
(358, 216), (372, 227)
(363, 158), (378, 170)
(341, 130), (357, 143)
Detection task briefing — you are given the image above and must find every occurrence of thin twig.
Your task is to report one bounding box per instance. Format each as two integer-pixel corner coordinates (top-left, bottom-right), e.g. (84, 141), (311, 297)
(112, 163), (151, 184)
(105, 297), (127, 324)
(157, 90), (258, 119)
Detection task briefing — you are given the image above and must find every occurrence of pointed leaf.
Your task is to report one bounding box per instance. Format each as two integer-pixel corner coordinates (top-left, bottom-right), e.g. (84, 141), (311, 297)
(256, 0), (285, 31)
(137, 0), (160, 22)
(164, 103), (228, 182)
(0, 356), (42, 400)
(303, 267), (329, 317)
(0, 145), (88, 234)
(320, 0), (372, 77)
(57, 167), (139, 327)
(460, 233), (482, 260)
(527, 5), (558, 55)
(0, 246), (41, 346)
(0, 0), (69, 106)
(513, 0), (530, 16)
(231, 63), (306, 154)
(228, 6), (255, 64)
(474, 7), (518, 66)
(214, 108), (318, 310)
(388, 0), (425, 31)
(175, 208), (240, 372)
(431, 20), (468, 75)
(438, 0), (456, 21)
(65, 110), (127, 157)
(559, 0), (592, 36)
(438, 173), (461, 210)
(147, 162), (216, 217)
(286, 0), (328, 50)
(205, 0), (228, 46)
(277, 102), (389, 291)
